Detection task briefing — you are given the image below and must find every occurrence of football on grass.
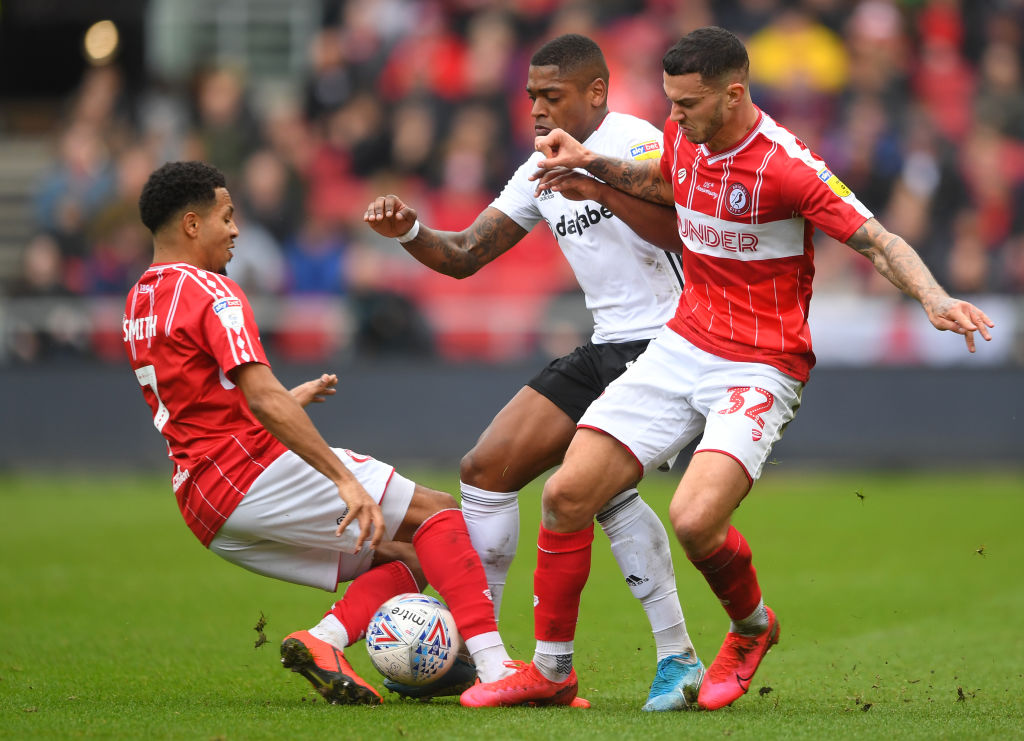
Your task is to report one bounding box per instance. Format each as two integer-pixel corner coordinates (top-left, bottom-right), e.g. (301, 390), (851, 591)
(365, 592), (461, 686)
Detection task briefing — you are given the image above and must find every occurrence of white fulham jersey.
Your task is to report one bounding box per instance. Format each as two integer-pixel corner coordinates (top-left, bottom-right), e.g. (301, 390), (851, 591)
(491, 112), (684, 344)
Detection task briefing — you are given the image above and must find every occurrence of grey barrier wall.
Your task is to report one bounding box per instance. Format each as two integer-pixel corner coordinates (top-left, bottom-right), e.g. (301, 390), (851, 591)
(0, 363), (1021, 473)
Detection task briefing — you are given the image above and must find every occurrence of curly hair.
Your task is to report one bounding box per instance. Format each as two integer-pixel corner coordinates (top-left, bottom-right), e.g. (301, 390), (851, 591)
(662, 26), (749, 85)
(530, 33), (609, 87)
(138, 161), (227, 234)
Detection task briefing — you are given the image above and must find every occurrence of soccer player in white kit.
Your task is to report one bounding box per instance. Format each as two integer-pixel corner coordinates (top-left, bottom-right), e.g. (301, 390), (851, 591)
(463, 26), (994, 710)
(364, 34), (703, 710)
(123, 161), (519, 706)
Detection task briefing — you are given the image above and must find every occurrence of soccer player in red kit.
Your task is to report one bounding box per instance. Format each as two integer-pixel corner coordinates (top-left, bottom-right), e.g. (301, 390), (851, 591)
(462, 27), (993, 710)
(123, 160), (516, 705)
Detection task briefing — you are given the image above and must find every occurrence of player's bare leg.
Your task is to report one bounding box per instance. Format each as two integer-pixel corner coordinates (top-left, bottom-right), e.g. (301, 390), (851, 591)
(460, 386), (575, 618)
(669, 451), (779, 710)
(462, 429), (637, 707)
(460, 389), (695, 708)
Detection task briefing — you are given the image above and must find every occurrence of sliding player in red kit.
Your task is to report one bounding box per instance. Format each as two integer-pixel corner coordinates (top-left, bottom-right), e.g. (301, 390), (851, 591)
(124, 160), (517, 705)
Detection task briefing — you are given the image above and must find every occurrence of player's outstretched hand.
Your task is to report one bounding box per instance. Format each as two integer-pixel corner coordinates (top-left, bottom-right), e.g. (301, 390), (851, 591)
(290, 373), (338, 407)
(335, 480), (386, 551)
(364, 195), (418, 239)
(924, 296), (994, 353)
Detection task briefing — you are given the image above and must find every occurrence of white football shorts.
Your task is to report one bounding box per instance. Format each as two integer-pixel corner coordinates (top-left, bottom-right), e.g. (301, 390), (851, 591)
(209, 447), (415, 591)
(578, 327), (804, 482)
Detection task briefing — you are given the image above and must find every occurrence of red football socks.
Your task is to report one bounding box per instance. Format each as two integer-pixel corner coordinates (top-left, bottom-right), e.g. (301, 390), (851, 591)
(690, 525), (761, 621)
(413, 508), (499, 641)
(534, 523), (594, 642)
(329, 560), (417, 645)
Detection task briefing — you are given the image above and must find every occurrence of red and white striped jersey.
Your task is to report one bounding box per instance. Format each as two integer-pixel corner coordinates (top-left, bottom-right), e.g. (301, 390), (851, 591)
(660, 108), (872, 381)
(123, 263), (286, 545)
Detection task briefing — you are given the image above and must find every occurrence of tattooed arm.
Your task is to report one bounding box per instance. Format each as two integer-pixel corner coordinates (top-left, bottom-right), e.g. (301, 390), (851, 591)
(846, 217), (994, 352)
(531, 128), (674, 206)
(536, 168), (682, 252)
(363, 196), (527, 278)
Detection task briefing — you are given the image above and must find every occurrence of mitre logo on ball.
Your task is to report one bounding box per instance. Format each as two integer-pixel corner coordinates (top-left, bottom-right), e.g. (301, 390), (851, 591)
(365, 593), (461, 686)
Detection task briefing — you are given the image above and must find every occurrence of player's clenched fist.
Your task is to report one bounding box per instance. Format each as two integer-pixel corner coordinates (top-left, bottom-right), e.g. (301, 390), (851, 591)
(363, 195), (418, 239)
(533, 128), (592, 171)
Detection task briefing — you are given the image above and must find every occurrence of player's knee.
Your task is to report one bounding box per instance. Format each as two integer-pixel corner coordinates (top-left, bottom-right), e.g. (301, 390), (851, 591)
(541, 473), (595, 530)
(396, 485), (461, 542)
(459, 447), (487, 487)
(668, 500), (719, 559)
(429, 488), (459, 512)
(413, 486), (459, 518)
(460, 444), (523, 491)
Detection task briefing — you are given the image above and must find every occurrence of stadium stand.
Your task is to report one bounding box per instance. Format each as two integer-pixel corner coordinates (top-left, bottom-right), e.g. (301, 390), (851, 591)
(0, 0), (1021, 366)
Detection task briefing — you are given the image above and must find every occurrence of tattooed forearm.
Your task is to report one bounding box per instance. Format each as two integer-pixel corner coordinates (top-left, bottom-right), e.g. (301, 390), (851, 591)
(401, 208), (523, 279)
(847, 218), (944, 301)
(407, 229), (481, 277)
(586, 157), (673, 206)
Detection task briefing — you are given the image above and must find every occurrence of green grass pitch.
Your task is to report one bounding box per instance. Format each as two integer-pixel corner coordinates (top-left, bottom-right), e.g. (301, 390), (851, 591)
(1, 469), (1022, 740)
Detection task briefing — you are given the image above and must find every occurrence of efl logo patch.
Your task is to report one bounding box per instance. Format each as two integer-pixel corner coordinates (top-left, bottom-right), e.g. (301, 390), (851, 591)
(818, 168), (852, 198)
(629, 140), (662, 160)
(212, 297), (244, 330)
(726, 182), (751, 215)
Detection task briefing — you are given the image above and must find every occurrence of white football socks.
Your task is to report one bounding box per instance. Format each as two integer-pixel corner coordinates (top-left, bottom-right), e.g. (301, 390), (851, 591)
(309, 613), (350, 650)
(465, 632), (513, 682)
(534, 640), (575, 683)
(731, 599), (769, 636)
(460, 482), (520, 622)
(597, 489), (694, 661)
(462, 482), (694, 680)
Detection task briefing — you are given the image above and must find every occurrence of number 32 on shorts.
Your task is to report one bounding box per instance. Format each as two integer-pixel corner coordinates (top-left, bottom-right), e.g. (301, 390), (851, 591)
(718, 386), (775, 441)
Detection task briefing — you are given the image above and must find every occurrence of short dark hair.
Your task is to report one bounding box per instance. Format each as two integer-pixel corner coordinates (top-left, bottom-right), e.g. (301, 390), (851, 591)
(662, 26), (749, 85)
(138, 161), (227, 234)
(530, 33), (609, 86)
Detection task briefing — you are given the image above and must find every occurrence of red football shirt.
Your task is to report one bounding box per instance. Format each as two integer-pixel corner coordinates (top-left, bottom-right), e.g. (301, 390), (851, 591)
(660, 108), (872, 381)
(123, 263), (286, 545)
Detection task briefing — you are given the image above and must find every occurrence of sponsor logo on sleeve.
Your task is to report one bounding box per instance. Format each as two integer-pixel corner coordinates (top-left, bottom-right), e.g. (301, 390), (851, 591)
(629, 140), (662, 160)
(212, 297), (245, 330)
(817, 167), (852, 198)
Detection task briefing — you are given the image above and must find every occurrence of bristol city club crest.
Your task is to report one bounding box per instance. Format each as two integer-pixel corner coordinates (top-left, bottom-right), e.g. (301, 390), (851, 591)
(726, 183), (750, 215)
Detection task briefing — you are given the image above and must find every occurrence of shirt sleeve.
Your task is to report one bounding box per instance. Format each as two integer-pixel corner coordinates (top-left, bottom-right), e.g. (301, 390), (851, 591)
(618, 119), (664, 163)
(489, 156), (544, 232)
(196, 277), (271, 375)
(783, 155), (873, 243)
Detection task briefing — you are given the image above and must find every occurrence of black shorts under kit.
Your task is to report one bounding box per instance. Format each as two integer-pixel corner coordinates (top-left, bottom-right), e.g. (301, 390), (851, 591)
(526, 338), (652, 423)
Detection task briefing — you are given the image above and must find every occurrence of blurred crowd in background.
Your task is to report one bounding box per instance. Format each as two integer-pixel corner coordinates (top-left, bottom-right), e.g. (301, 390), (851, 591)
(4, 0), (1024, 365)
